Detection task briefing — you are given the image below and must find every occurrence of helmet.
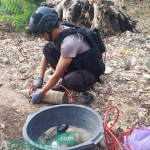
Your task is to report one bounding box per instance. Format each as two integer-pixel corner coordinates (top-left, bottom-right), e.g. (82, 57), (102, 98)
(29, 7), (59, 35)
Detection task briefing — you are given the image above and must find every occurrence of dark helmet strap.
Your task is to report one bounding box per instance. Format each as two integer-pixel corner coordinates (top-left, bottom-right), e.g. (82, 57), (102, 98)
(48, 21), (59, 41)
(49, 32), (53, 41)
(54, 21), (59, 28)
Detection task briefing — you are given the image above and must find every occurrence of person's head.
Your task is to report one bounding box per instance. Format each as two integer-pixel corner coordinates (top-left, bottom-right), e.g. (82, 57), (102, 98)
(29, 7), (59, 41)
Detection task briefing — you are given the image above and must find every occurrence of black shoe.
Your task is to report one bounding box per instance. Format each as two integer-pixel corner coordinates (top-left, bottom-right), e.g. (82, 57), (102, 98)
(51, 85), (66, 92)
(82, 91), (94, 104)
(51, 80), (66, 92)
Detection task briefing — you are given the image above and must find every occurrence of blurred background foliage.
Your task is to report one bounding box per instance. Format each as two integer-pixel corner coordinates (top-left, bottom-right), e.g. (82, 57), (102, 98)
(0, 0), (45, 31)
(0, 0), (149, 31)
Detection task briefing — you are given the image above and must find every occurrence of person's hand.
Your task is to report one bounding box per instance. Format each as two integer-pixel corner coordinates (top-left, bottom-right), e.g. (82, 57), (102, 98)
(33, 77), (44, 88)
(30, 91), (44, 104)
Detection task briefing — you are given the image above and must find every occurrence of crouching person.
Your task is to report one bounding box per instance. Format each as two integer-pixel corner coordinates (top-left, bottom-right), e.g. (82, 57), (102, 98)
(29, 7), (105, 104)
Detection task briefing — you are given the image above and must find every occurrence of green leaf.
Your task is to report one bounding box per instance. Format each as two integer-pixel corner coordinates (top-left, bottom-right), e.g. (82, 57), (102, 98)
(0, 0), (39, 31)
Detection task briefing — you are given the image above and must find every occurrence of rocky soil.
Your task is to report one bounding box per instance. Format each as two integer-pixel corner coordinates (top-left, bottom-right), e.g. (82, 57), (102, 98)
(0, 14), (150, 149)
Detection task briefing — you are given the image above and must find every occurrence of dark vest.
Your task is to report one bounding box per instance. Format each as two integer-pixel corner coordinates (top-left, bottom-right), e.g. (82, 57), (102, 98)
(44, 27), (105, 79)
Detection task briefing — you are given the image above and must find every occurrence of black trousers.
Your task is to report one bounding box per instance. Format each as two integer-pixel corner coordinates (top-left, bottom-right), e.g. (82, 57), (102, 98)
(43, 43), (97, 92)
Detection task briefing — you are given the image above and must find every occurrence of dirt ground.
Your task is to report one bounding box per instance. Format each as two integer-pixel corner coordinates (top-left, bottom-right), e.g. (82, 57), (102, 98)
(0, 10), (150, 150)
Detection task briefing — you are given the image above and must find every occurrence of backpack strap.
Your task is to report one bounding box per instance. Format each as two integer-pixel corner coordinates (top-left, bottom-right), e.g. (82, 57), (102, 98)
(61, 22), (77, 28)
(55, 27), (98, 48)
(61, 22), (96, 44)
(54, 27), (78, 48)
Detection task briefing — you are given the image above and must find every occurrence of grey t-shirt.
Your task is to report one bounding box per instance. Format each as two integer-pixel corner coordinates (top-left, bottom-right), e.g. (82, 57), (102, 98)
(60, 26), (91, 57)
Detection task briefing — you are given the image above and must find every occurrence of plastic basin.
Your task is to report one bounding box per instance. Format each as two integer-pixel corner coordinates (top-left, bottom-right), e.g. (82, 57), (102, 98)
(23, 104), (104, 150)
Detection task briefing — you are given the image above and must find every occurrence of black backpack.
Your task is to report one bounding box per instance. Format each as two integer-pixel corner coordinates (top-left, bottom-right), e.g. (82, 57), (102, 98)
(43, 22), (106, 77)
(61, 22), (106, 56)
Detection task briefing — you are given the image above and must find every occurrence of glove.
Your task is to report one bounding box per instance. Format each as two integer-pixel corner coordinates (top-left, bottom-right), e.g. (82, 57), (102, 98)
(30, 91), (44, 104)
(33, 77), (44, 88)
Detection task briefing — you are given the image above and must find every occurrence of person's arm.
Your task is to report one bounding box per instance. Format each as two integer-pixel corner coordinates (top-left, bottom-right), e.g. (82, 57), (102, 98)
(39, 55), (48, 78)
(33, 55), (48, 88)
(41, 56), (73, 94)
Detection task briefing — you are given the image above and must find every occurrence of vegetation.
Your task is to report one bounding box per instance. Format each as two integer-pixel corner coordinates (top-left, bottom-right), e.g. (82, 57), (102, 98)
(0, 6), (7, 15)
(0, 0), (45, 31)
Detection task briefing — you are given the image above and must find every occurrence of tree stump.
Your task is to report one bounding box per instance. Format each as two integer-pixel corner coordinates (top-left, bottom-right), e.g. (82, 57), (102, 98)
(40, 0), (138, 36)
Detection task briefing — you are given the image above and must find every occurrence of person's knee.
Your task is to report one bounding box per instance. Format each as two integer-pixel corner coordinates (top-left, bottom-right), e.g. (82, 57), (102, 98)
(64, 72), (89, 92)
(65, 76), (79, 90)
(66, 80), (89, 92)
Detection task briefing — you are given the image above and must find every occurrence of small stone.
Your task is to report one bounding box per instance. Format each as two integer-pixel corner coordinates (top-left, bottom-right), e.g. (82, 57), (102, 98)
(0, 57), (10, 64)
(121, 126), (128, 132)
(19, 56), (26, 62)
(107, 121), (114, 128)
(16, 109), (21, 113)
(131, 57), (137, 66)
(105, 67), (113, 74)
(95, 108), (101, 113)
(146, 44), (150, 50)
(4, 39), (11, 44)
(143, 73), (150, 79)
(19, 66), (29, 73)
(138, 111), (147, 118)
(99, 93), (104, 97)
(144, 86), (150, 91)
(0, 123), (6, 129)
(124, 59), (131, 70)
(137, 89), (143, 93)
